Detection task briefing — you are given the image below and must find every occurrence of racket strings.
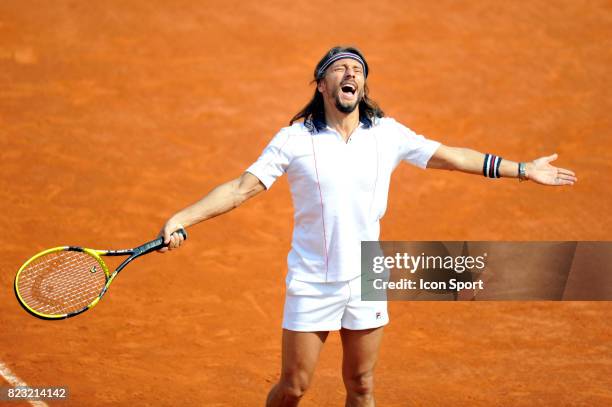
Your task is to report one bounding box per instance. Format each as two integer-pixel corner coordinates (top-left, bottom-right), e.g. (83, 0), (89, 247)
(17, 250), (107, 316)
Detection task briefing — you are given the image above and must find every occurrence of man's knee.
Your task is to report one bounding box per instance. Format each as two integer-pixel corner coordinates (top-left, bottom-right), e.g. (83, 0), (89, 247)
(279, 369), (312, 400)
(344, 370), (375, 396)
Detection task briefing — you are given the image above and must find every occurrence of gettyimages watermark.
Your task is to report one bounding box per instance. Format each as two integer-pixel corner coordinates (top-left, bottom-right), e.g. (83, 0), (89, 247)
(361, 241), (612, 301)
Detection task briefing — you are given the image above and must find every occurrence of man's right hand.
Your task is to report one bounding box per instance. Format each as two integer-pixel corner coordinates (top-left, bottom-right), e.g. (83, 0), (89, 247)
(158, 222), (186, 253)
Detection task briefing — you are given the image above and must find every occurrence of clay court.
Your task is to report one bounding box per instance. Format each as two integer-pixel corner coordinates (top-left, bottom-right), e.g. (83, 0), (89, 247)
(1, 1), (611, 405)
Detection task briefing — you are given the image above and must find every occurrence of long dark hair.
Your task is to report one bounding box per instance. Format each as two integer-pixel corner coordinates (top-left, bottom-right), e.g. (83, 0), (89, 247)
(290, 46), (384, 133)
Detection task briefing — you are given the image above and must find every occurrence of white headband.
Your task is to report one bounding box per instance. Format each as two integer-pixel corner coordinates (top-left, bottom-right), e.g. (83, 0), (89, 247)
(316, 52), (368, 78)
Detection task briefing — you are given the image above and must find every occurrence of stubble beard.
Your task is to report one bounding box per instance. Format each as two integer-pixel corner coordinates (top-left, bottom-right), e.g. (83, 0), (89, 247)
(334, 89), (363, 114)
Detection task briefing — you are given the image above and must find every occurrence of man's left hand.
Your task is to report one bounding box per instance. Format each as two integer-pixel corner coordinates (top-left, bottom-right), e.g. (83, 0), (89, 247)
(526, 154), (577, 186)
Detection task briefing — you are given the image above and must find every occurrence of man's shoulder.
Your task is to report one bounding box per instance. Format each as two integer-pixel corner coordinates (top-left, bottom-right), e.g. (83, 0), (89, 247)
(267, 122), (313, 144)
(371, 116), (400, 128)
(263, 122), (312, 151)
(277, 122), (312, 136)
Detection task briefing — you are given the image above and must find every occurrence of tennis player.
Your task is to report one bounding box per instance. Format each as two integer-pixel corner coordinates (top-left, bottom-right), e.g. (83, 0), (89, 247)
(159, 46), (577, 406)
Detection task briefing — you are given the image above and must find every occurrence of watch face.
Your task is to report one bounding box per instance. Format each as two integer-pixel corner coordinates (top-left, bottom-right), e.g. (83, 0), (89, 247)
(519, 163), (527, 181)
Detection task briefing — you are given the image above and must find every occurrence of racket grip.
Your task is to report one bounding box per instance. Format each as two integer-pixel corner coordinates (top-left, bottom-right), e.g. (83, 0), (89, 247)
(160, 228), (188, 248)
(135, 228), (188, 256)
(176, 228), (188, 240)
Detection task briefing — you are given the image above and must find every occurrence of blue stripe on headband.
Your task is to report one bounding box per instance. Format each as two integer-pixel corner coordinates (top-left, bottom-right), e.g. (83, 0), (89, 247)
(317, 52), (367, 78)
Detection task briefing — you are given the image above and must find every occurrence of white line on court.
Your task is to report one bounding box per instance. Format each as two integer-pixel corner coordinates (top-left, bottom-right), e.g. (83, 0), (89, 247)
(0, 360), (49, 407)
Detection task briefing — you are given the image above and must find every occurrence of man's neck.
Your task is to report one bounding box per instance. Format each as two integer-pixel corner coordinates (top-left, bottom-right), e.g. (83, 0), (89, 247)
(324, 104), (360, 142)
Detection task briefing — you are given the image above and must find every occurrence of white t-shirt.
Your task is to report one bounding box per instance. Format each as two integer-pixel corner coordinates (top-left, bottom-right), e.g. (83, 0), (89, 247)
(246, 117), (441, 282)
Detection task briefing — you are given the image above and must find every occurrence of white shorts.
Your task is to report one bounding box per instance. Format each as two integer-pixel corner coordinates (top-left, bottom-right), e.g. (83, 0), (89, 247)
(282, 275), (389, 331)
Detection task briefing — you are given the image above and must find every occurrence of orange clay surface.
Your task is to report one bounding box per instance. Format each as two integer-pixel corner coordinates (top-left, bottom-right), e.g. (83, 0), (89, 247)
(1, 1), (611, 406)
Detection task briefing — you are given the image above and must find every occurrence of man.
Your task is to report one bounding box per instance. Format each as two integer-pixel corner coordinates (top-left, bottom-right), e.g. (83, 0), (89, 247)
(159, 46), (577, 406)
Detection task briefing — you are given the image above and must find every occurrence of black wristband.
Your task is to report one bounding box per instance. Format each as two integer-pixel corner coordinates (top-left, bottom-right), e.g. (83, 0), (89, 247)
(483, 154), (490, 177)
(483, 153), (502, 178)
(495, 156), (502, 178)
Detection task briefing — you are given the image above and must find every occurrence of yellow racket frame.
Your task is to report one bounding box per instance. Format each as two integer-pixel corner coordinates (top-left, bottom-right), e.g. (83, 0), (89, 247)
(14, 247), (112, 319)
(14, 229), (186, 320)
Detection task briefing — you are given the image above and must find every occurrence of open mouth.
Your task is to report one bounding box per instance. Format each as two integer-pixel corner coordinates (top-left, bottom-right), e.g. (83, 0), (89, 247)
(340, 83), (356, 95)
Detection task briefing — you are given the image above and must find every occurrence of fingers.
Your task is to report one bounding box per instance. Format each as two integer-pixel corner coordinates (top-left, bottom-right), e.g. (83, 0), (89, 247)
(166, 229), (185, 250)
(555, 178), (575, 186)
(557, 167), (576, 177)
(554, 166), (578, 185)
(555, 173), (577, 185)
(548, 171), (577, 186)
(532, 154), (578, 186)
(159, 223), (186, 253)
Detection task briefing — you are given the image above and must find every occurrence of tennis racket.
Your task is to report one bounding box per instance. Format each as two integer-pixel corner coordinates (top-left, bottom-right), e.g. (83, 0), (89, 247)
(14, 229), (187, 320)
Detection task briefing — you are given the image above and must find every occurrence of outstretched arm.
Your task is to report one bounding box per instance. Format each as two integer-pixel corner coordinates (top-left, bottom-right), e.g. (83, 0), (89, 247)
(426, 145), (577, 186)
(159, 172), (265, 251)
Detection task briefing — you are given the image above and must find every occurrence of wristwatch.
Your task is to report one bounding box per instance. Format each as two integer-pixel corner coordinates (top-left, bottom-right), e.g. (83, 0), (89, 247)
(518, 162), (528, 182)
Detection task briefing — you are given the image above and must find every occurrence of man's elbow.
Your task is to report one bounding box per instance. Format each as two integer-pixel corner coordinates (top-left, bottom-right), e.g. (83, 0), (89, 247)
(233, 176), (265, 207)
(234, 189), (254, 207)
